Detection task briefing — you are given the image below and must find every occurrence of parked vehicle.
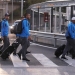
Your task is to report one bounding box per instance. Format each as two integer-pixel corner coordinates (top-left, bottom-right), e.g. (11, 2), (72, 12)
(10, 20), (21, 33)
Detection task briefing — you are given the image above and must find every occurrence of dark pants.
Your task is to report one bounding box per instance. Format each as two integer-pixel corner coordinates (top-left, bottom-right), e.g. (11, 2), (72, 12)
(62, 38), (75, 57)
(1, 36), (10, 51)
(18, 37), (28, 58)
(13, 38), (30, 54)
(13, 38), (19, 54)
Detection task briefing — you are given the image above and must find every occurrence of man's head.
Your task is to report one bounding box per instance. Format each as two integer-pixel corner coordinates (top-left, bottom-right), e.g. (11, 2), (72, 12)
(5, 13), (10, 20)
(71, 17), (75, 24)
(24, 13), (31, 20)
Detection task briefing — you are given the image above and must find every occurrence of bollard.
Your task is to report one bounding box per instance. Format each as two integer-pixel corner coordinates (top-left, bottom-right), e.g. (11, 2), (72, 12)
(54, 34), (57, 47)
(54, 38), (57, 47)
(33, 33), (36, 43)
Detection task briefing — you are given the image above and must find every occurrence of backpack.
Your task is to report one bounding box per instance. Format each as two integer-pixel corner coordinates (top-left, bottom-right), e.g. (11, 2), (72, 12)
(13, 19), (25, 34)
(14, 21), (22, 34)
(13, 19), (28, 34)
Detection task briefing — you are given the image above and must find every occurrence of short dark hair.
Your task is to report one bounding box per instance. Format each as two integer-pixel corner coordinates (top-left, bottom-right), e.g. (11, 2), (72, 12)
(5, 13), (10, 16)
(24, 12), (30, 17)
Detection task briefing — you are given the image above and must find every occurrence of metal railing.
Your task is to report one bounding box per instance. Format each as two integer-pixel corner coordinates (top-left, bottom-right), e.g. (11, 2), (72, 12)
(30, 30), (66, 47)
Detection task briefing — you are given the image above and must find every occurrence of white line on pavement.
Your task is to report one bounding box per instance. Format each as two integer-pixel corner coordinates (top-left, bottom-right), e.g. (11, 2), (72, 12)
(64, 72), (69, 75)
(32, 53), (58, 67)
(10, 54), (29, 67)
(59, 56), (75, 67)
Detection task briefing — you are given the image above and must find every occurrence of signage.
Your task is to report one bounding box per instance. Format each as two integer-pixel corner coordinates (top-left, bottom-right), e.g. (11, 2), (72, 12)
(44, 12), (49, 22)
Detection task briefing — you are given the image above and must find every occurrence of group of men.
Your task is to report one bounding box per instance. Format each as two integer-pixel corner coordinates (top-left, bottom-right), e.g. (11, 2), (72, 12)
(0, 12), (31, 61)
(1, 11), (75, 61)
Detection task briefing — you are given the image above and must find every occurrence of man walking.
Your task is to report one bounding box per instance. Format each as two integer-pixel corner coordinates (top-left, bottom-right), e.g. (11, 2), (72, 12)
(61, 17), (75, 60)
(1, 13), (10, 52)
(17, 13), (31, 61)
(13, 16), (31, 55)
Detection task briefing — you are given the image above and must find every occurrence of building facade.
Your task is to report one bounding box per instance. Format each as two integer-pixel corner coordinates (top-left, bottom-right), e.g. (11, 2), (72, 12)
(28, 0), (75, 33)
(0, 1), (8, 20)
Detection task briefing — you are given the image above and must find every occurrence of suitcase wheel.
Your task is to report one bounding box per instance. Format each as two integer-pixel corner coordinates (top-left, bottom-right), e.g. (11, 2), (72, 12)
(1, 57), (7, 60)
(1, 54), (9, 60)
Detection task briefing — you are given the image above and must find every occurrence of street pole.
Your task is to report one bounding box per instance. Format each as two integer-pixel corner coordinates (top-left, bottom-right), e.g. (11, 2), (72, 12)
(38, 7), (39, 31)
(49, 8), (51, 33)
(45, 22), (46, 32)
(71, 6), (73, 18)
(54, 7), (57, 33)
(32, 10), (34, 30)
(21, 0), (23, 17)
(12, 0), (13, 23)
(51, 7), (53, 33)
(59, 7), (62, 33)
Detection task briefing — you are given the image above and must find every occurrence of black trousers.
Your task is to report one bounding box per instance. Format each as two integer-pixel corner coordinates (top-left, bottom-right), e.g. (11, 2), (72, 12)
(18, 37), (29, 58)
(13, 38), (30, 54)
(1, 36), (10, 51)
(62, 38), (75, 57)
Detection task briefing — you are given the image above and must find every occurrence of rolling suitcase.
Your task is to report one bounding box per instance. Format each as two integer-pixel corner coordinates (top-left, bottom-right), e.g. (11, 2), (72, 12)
(0, 42), (19, 60)
(54, 44), (65, 58)
(0, 45), (3, 54)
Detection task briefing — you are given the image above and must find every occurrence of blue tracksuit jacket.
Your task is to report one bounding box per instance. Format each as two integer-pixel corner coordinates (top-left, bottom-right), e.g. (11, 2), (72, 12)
(18, 19), (30, 38)
(65, 22), (75, 39)
(1, 19), (9, 37)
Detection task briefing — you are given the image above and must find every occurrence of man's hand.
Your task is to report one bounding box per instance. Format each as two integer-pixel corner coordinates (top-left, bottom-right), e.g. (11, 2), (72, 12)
(28, 36), (31, 40)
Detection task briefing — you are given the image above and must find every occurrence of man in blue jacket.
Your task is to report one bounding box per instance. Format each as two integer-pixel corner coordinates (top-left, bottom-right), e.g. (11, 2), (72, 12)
(13, 16), (31, 55)
(1, 13), (10, 52)
(61, 17), (75, 60)
(17, 13), (31, 61)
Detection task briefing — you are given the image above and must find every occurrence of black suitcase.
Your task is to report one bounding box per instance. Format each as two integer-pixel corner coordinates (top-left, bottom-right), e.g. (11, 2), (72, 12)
(54, 44), (65, 58)
(0, 42), (19, 60)
(0, 45), (3, 54)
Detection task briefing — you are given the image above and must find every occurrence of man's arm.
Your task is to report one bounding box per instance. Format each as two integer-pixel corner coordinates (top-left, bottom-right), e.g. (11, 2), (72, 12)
(23, 20), (30, 36)
(23, 20), (31, 40)
(68, 24), (75, 39)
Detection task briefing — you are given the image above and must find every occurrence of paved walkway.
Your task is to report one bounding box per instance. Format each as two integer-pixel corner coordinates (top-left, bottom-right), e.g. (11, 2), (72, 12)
(0, 42), (75, 75)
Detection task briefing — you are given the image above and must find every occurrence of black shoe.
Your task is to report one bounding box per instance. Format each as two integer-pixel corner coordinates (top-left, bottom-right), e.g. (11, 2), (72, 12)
(26, 51), (31, 54)
(0, 51), (2, 55)
(61, 56), (68, 60)
(17, 53), (21, 60)
(13, 52), (16, 56)
(72, 55), (75, 59)
(22, 58), (30, 61)
(71, 53), (75, 59)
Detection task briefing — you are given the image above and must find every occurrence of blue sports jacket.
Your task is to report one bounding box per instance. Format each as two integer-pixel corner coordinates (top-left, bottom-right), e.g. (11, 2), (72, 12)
(1, 19), (9, 37)
(19, 19), (30, 38)
(65, 22), (75, 39)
